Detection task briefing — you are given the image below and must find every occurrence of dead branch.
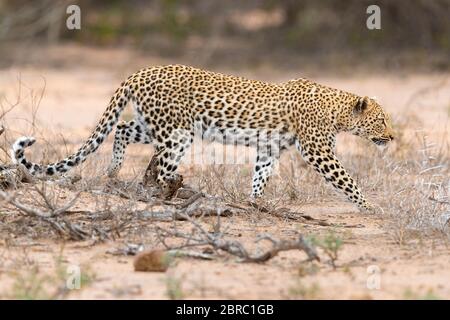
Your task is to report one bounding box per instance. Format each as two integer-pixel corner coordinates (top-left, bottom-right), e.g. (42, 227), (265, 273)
(0, 188), (92, 240)
(0, 163), (35, 190)
(104, 178), (194, 203)
(169, 249), (215, 260)
(227, 201), (351, 227)
(172, 191), (203, 209)
(139, 192), (234, 222)
(154, 210), (320, 263)
(0, 126), (35, 189)
(427, 195), (449, 205)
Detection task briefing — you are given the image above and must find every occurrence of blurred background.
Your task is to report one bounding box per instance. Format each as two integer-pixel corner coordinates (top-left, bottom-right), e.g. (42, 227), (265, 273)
(0, 0), (449, 71)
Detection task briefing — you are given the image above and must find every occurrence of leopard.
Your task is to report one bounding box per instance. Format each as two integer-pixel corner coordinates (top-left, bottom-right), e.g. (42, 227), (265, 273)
(11, 64), (394, 211)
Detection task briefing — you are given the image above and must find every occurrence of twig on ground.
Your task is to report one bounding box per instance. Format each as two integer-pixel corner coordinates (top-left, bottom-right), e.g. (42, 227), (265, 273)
(0, 186), (120, 241)
(154, 210), (320, 263)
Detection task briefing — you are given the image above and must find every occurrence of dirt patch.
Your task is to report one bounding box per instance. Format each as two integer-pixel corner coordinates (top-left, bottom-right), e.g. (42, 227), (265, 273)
(1, 194), (448, 299)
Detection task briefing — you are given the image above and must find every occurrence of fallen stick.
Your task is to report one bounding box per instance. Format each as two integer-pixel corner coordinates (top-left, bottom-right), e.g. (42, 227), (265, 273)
(0, 188), (100, 241)
(155, 210), (320, 263)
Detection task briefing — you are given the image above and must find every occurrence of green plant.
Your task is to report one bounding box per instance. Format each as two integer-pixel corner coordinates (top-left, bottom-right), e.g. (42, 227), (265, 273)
(308, 231), (344, 269)
(297, 262), (320, 277)
(6, 252), (95, 300)
(287, 279), (320, 299)
(9, 266), (52, 300)
(404, 288), (442, 300)
(165, 275), (184, 300)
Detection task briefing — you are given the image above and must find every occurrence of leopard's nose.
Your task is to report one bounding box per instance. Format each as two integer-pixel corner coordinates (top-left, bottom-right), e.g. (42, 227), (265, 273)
(389, 134), (394, 140)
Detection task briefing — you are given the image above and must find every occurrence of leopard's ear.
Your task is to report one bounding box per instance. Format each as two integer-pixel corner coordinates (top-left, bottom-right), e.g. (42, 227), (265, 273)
(353, 96), (370, 115)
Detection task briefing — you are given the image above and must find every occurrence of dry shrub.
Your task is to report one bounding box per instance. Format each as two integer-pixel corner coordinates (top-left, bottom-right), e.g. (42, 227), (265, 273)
(340, 114), (449, 241)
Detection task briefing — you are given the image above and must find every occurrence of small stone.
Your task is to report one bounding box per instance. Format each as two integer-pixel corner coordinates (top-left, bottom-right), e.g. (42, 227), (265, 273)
(133, 249), (172, 272)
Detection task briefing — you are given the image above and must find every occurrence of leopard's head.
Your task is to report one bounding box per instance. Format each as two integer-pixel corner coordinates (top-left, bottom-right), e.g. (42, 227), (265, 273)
(351, 96), (394, 148)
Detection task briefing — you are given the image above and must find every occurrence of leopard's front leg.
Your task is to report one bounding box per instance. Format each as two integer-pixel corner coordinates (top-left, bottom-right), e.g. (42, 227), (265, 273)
(295, 140), (373, 212)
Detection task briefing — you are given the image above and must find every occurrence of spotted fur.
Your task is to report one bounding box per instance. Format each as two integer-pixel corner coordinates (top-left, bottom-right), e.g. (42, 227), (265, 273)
(12, 65), (394, 211)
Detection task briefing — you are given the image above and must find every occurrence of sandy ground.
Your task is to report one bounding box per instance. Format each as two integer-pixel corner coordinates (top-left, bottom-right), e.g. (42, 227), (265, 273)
(0, 45), (449, 299)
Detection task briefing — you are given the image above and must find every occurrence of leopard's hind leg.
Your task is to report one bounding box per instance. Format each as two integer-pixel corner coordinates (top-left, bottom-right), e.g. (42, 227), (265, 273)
(107, 120), (152, 177)
(251, 151), (277, 198)
(250, 132), (294, 198)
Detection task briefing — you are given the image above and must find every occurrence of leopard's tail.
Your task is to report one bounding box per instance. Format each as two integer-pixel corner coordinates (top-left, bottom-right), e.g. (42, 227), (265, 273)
(11, 85), (131, 176)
